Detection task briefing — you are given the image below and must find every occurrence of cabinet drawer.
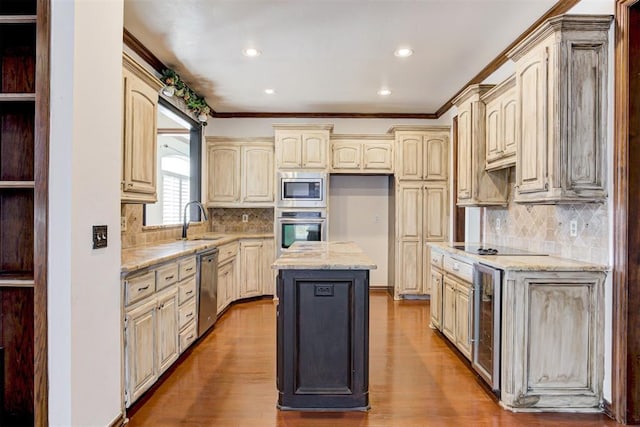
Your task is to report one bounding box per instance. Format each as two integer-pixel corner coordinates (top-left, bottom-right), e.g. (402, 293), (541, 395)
(443, 255), (473, 282)
(179, 256), (197, 280)
(218, 242), (238, 264)
(430, 250), (443, 269)
(179, 276), (197, 305)
(124, 271), (156, 306)
(156, 262), (179, 291)
(179, 322), (197, 353)
(179, 298), (197, 329)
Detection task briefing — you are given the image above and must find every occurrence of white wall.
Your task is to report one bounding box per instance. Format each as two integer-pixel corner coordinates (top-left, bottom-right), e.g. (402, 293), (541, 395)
(329, 176), (390, 287)
(49, 0), (123, 425)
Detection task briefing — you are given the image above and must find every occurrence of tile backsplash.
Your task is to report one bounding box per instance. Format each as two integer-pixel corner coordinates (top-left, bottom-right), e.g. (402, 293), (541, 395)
(210, 208), (274, 233)
(483, 180), (609, 265)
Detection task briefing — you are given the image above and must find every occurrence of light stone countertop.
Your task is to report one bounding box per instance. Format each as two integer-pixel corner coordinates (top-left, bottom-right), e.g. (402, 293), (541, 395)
(428, 242), (608, 272)
(121, 232), (274, 274)
(272, 241), (378, 270)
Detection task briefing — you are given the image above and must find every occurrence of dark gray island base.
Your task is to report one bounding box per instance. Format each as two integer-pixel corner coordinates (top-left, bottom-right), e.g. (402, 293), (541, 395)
(272, 241), (377, 411)
(276, 269), (370, 411)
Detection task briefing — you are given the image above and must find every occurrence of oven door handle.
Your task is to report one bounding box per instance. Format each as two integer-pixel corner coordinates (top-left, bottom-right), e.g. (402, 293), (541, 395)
(278, 219), (326, 224)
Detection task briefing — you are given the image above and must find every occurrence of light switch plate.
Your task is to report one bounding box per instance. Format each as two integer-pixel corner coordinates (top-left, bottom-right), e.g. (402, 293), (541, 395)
(242, 214), (249, 223)
(93, 225), (108, 249)
(569, 220), (578, 237)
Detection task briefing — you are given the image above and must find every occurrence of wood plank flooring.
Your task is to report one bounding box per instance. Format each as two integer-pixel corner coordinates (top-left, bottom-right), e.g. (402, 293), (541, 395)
(127, 292), (618, 426)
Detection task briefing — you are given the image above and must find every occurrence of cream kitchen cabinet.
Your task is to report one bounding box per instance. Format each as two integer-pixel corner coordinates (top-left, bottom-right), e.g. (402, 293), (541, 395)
(121, 52), (163, 203)
(507, 15), (612, 204)
(429, 249), (444, 330)
(206, 139), (274, 207)
(482, 75), (516, 171)
(262, 238), (276, 295)
(331, 136), (394, 173)
(391, 127), (449, 181)
(274, 125), (333, 171)
(394, 181), (449, 298)
(454, 278), (472, 360)
(217, 241), (239, 313)
(438, 254), (473, 360)
(240, 239), (263, 298)
(454, 85), (509, 207)
(177, 256), (197, 353)
(123, 267), (179, 407)
(442, 276), (456, 341)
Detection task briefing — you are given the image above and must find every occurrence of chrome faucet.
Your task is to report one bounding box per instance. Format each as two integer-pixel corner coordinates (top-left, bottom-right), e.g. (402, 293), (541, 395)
(182, 201), (209, 239)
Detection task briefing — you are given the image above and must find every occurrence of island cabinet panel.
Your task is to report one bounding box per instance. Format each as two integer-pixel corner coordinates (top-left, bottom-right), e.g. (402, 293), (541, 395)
(277, 269), (369, 410)
(501, 271), (605, 410)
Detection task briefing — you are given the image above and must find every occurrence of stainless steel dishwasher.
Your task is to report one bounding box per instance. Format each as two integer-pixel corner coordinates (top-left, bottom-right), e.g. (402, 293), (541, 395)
(197, 249), (218, 337)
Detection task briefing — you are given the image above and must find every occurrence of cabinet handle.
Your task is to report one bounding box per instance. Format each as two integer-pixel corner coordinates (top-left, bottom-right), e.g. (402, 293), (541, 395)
(186, 312), (193, 318)
(158, 303), (164, 310)
(165, 275), (175, 280)
(452, 262), (459, 271)
(185, 267), (193, 272)
(186, 290), (193, 295)
(187, 334), (194, 340)
(127, 183), (133, 187)
(137, 285), (150, 291)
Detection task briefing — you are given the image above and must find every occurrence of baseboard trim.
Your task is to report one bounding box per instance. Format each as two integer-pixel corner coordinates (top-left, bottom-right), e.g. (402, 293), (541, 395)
(601, 398), (614, 419)
(109, 412), (127, 427)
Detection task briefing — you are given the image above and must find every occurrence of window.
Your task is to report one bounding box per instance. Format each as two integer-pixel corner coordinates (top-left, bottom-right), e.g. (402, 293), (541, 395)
(145, 100), (202, 226)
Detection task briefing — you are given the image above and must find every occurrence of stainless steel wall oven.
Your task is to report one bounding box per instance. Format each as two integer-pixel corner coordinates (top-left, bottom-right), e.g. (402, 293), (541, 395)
(472, 262), (502, 394)
(275, 209), (327, 256)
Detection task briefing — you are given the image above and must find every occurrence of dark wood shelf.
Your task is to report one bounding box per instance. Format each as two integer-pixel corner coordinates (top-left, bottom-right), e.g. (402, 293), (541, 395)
(0, 272), (34, 288)
(0, 15), (36, 24)
(0, 181), (35, 189)
(0, 93), (35, 101)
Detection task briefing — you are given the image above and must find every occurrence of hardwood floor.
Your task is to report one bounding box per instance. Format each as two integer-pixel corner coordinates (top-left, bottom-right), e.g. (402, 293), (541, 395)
(127, 292), (617, 426)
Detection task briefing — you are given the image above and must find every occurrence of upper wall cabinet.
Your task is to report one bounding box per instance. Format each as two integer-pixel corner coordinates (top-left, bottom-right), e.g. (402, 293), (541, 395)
(274, 125), (333, 171)
(453, 85), (509, 206)
(481, 75), (517, 171)
(122, 52), (163, 204)
(507, 14), (612, 204)
(331, 135), (394, 173)
(391, 126), (449, 181)
(206, 138), (274, 207)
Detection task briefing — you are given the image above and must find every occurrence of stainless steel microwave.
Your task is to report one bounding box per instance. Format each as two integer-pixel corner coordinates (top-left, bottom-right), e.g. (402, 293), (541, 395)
(277, 172), (327, 208)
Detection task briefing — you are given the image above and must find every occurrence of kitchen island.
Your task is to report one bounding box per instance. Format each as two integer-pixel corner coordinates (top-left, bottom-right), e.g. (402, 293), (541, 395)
(272, 241), (377, 411)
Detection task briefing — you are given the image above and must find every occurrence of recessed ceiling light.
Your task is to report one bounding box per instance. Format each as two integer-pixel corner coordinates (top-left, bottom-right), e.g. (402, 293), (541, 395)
(377, 88), (391, 96)
(264, 88), (275, 95)
(243, 48), (261, 57)
(394, 47), (413, 58)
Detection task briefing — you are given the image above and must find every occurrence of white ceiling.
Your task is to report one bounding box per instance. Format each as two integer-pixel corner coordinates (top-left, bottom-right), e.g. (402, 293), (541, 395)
(124, 0), (558, 115)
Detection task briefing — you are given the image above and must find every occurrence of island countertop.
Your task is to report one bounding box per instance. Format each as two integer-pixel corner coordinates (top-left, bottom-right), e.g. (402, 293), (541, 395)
(272, 241), (378, 270)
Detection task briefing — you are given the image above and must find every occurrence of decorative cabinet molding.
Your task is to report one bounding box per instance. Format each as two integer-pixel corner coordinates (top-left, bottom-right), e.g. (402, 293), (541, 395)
(390, 126), (449, 181)
(507, 14), (613, 204)
(331, 135), (394, 173)
(501, 270), (606, 411)
(122, 52), (163, 203)
(453, 85), (509, 207)
(274, 124), (333, 171)
(481, 75), (517, 171)
(206, 138), (274, 207)
(394, 181), (449, 298)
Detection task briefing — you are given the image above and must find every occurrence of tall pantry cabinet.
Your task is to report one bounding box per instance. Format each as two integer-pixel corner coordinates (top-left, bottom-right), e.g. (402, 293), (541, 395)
(0, 0), (49, 425)
(390, 127), (449, 299)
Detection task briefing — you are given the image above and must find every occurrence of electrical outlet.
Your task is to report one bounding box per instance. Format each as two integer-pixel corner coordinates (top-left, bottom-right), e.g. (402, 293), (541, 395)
(495, 218), (501, 230)
(93, 225), (108, 249)
(374, 214), (380, 223)
(569, 220), (578, 237)
(121, 216), (127, 232)
(242, 214), (249, 223)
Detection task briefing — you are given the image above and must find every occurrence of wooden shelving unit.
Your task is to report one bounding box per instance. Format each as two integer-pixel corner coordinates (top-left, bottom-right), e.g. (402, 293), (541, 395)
(0, 0), (48, 425)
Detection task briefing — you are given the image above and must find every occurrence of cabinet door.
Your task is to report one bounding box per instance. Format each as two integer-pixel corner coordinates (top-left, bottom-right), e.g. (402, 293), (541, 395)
(243, 145), (274, 203)
(397, 134), (423, 180)
(442, 277), (457, 342)
(124, 298), (157, 406)
(240, 240), (263, 298)
(502, 89), (517, 159)
(456, 103), (473, 200)
(262, 238), (276, 295)
(430, 270), (443, 330)
(277, 133), (302, 168)
(332, 142), (361, 170)
(398, 240), (422, 294)
(423, 134), (448, 180)
(485, 100), (502, 163)
(208, 146), (241, 203)
(455, 281), (472, 360)
(301, 132), (327, 169)
(516, 45), (548, 194)
(424, 183), (448, 242)
(363, 142), (393, 172)
(122, 67), (158, 201)
(217, 260), (233, 313)
(156, 287), (179, 374)
(398, 183), (423, 240)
